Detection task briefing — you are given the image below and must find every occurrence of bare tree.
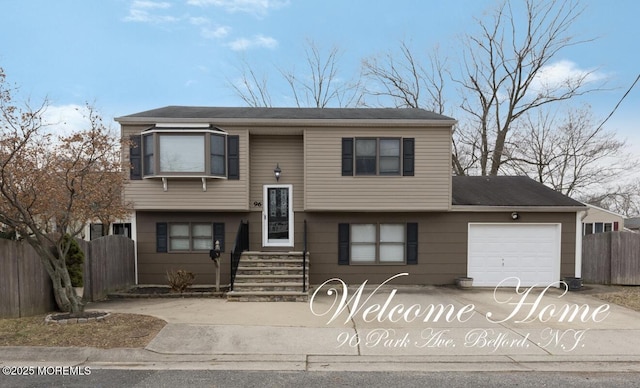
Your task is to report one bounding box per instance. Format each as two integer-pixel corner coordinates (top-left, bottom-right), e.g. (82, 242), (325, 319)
(456, 0), (599, 175)
(362, 41), (448, 114)
(227, 57), (273, 107)
(362, 41), (463, 171)
(228, 39), (363, 108)
(0, 68), (130, 314)
(281, 39), (363, 108)
(504, 105), (633, 197)
(581, 181), (640, 218)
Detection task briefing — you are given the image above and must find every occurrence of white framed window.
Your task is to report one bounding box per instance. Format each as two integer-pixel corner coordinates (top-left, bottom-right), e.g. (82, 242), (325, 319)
(350, 224), (406, 264)
(169, 222), (213, 251)
(354, 138), (401, 176)
(379, 224), (405, 263)
(351, 224), (377, 262)
(583, 222), (615, 235)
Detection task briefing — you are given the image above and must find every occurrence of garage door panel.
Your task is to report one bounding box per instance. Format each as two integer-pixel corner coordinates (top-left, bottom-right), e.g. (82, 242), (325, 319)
(468, 224), (561, 287)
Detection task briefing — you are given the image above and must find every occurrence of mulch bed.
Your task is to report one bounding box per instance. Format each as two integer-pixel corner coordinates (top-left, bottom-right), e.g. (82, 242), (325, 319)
(108, 286), (229, 299)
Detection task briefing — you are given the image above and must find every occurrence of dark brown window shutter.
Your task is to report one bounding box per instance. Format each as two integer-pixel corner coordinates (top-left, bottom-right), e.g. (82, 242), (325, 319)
(227, 135), (240, 180)
(156, 222), (168, 253)
(129, 135), (142, 180)
(338, 223), (350, 265)
(403, 138), (415, 176)
(406, 222), (418, 264)
(213, 222), (225, 252)
(342, 138), (354, 176)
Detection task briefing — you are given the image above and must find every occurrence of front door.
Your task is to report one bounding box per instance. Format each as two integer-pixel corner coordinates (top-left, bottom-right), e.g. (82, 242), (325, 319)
(263, 184), (294, 247)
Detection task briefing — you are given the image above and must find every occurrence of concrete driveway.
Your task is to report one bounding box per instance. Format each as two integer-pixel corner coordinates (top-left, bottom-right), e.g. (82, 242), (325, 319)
(5, 283), (640, 372)
(69, 281), (640, 371)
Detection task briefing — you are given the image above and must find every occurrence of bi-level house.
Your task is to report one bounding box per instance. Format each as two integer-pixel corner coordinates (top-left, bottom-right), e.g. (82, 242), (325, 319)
(116, 106), (586, 299)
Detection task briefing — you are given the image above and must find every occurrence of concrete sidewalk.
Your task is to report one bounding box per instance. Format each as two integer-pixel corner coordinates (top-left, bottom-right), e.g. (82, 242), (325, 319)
(2, 284), (640, 372)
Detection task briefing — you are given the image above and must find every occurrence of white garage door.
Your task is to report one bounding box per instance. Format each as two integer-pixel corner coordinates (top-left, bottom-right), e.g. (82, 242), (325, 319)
(467, 223), (561, 287)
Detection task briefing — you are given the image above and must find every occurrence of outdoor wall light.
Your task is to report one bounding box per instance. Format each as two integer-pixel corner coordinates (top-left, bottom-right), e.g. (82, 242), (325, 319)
(274, 163), (282, 182)
(511, 212), (520, 220)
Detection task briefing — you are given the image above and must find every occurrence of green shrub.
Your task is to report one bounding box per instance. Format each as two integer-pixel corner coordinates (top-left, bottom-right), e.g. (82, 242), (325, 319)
(63, 235), (84, 287)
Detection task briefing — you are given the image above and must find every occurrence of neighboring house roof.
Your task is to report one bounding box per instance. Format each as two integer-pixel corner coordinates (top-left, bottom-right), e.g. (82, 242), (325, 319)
(582, 203), (627, 218)
(115, 106), (456, 122)
(452, 176), (586, 207)
(625, 217), (640, 229)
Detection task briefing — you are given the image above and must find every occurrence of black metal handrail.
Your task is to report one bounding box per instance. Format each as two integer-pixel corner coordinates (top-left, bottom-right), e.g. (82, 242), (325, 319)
(230, 220), (249, 290)
(302, 219), (308, 292)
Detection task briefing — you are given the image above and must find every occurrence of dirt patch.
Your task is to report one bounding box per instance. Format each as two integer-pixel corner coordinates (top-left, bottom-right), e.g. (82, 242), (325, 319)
(591, 286), (640, 312)
(0, 313), (166, 348)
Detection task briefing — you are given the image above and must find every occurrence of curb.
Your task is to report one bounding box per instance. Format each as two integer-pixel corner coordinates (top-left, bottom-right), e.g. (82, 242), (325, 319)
(3, 347), (640, 372)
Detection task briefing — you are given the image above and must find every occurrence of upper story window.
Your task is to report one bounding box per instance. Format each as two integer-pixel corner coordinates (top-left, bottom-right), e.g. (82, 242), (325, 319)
(342, 137), (414, 176)
(144, 128), (225, 177)
(130, 124), (240, 181)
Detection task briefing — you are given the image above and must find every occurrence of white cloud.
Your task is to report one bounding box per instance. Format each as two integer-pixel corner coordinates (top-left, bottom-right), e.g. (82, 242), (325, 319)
(187, 0), (289, 16)
(131, 0), (171, 9)
(202, 25), (231, 39)
(228, 34), (278, 51)
(188, 16), (230, 39)
(123, 0), (179, 23)
(531, 60), (606, 92)
(41, 104), (94, 135)
(189, 16), (210, 25)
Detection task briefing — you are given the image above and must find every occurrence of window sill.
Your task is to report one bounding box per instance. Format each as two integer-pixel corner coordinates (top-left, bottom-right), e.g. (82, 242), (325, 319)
(349, 262), (407, 266)
(143, 175), (227, 179)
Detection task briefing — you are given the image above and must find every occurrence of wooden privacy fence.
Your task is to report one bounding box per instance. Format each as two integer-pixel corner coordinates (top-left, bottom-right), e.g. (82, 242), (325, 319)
(77, 235), (135, 303)
(0, 235), (135, 318)
(0, 239), (56, 319)
(582, 231), (640, 285)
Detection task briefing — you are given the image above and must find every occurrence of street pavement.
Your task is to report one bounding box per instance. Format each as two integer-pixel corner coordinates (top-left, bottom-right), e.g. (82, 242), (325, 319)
(2, 282), (640, 372)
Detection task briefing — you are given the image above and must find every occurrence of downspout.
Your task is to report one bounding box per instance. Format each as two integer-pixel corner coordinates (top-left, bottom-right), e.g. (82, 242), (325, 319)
(131, 212), (139, 284)
(575, 210), (588, 278)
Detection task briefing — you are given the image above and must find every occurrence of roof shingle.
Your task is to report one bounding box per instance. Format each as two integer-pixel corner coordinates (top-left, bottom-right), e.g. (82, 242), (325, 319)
(452, 176), (585, 207)
(116, 106), (455, 121)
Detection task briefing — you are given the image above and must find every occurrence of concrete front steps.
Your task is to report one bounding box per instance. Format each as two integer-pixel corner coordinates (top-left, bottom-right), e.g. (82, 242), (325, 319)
(226, 251), (309, 302)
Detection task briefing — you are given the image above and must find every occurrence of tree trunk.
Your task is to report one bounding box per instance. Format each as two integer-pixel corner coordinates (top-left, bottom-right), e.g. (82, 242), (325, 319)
(46, 257), (85, 314)
(28, 238), (85, 314)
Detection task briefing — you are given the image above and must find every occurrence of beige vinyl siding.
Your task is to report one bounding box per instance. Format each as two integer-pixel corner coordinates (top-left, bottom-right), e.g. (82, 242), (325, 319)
(583, 206), (625, 227)
(305, 211), (576, 286)
(304, 127), (452, 211)
(122, 125), (250, 211)
(249, 135), (304, 212)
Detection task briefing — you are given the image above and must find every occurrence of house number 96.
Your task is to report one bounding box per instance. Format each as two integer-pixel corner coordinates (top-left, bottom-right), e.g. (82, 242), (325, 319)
(253, 201), (262, 207)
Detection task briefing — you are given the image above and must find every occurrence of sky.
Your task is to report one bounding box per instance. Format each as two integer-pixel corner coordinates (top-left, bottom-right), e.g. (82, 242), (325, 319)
(0, 0), (639, 158)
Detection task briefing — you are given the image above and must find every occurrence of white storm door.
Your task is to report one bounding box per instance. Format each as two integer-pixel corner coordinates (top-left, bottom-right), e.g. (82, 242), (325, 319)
(263, 184), (294, 247)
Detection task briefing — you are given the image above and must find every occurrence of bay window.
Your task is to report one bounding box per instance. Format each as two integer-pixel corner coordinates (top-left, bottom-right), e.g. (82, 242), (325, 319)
(132, 126), (234, 179)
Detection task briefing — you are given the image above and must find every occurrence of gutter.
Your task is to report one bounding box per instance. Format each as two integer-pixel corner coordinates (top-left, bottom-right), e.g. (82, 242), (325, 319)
(114, 116), (458, 128)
